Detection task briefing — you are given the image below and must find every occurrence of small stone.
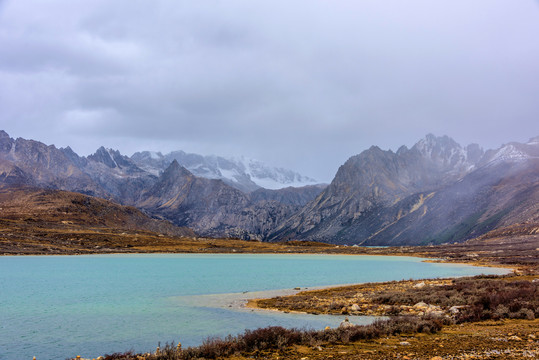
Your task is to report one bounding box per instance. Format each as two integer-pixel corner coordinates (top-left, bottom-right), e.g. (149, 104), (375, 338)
(351, 303), (361, 311)
(413, 301), (428, 309)
(509, 335), (522, 341)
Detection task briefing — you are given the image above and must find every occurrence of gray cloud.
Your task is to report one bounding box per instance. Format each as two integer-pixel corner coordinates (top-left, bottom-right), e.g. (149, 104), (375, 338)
(1, 0), (538, 182)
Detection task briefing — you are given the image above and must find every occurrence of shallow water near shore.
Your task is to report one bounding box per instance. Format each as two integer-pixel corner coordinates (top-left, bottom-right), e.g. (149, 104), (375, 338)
(0, 254), (510, 360)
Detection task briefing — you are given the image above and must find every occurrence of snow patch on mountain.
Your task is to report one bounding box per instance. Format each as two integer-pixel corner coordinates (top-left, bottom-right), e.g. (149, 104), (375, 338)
(131, 151), (318, 191)
(231, 157), (317, 190)
(489, 145), (531, 163)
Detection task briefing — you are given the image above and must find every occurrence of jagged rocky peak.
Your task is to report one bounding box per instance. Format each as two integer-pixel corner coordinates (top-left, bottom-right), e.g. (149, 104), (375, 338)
(131, 149), (318, 191)
(412, 134), (466, 165)
(88, 146), (138, 170)
(406, 134), (483, 175)
(88, 146), (119, 168)
(0, 130), (14, 152)
(60, 146), (88, 168)
(162, 159), (193, 178)
(0, 130), (11, 141)
(396, 145), (408, 155)
(131, 150), (165, 161)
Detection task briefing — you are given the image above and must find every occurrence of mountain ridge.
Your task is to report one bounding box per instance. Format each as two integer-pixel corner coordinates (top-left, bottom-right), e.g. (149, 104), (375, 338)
(1, 129), (537, 245)
(131, 150), (318, 192)
(267, 134), (538, 245)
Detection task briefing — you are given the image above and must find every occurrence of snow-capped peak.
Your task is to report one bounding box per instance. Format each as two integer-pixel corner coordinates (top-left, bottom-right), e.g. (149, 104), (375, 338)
(233, 156), (318, 190)
(131, 151), (319, 192)
(411, 134), (479, 173)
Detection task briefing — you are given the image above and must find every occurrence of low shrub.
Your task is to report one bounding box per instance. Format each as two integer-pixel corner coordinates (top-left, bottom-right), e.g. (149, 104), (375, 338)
(90, 317), (444, 360)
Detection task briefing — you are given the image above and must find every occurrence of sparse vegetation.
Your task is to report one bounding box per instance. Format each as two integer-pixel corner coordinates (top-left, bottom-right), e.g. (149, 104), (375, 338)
(253, 275), (539, 321)
(372, 276), (539, 322)
(92, 316), (444, 360)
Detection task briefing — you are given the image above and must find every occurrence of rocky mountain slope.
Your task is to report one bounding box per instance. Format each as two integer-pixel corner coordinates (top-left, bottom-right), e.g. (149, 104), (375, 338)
(135, 160), (315, 239)
(0, 130), (322, 239)
(268, 135), (539, 245)
(1, 130), (537, 245)
(131, 150), (317, 192)
(0, 130), (101, 195)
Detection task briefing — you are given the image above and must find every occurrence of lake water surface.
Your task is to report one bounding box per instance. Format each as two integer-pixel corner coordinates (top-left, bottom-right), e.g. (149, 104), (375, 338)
(0, 254), (510, 360)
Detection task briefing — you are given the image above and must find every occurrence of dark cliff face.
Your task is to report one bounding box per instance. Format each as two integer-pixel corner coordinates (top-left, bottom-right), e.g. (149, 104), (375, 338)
(88, 146), (144, 174)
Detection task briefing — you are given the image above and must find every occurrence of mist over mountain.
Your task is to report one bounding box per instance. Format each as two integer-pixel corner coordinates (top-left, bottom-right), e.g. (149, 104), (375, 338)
(268, 135), (539, 245)
(1, 130), (537, 245)
(131, 150), (318, 192)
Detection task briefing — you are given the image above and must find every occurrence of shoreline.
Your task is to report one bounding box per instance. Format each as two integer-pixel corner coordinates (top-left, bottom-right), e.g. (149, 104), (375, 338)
(246, 272), (538, 318)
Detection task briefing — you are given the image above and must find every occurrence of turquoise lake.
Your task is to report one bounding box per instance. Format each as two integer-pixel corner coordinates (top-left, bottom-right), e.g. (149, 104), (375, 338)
(0, 254), (510, 360)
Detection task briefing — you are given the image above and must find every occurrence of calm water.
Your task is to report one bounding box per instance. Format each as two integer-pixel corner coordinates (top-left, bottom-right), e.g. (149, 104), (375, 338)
(0, 254), (509, 360)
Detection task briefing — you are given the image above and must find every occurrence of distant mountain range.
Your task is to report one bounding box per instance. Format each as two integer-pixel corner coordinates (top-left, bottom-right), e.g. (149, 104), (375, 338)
(1, 130), (537, 245)
(0, 130), (326, 239)
(131, 151), (318, 192)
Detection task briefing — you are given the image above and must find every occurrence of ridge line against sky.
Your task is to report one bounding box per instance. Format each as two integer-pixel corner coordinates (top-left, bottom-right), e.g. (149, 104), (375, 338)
(0, 0), (538, 182)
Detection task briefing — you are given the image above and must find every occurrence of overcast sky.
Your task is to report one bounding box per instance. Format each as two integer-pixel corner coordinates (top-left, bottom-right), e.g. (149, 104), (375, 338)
(1, 0), (538, 182)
